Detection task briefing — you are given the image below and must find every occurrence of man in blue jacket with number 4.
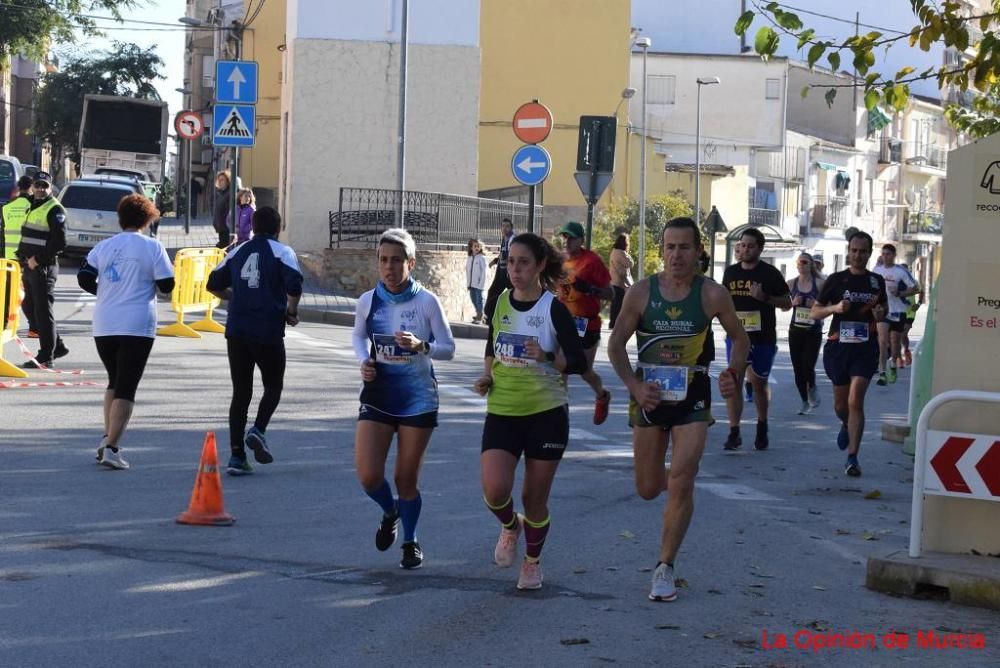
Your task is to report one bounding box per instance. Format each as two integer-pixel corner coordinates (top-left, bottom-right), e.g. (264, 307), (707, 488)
(208, 206), (303, 475)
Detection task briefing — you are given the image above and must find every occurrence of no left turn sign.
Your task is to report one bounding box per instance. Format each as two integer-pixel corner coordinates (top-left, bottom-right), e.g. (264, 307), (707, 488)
(175, 110), (204, 140)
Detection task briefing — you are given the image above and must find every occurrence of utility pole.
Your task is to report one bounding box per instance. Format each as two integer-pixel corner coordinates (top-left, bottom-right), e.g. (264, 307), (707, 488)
(395, 0), (410, 228)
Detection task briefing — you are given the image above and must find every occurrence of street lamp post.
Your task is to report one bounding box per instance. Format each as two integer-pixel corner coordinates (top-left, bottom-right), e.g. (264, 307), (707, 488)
(636, 37), (651, 280)
(396, 0), (409, 228)
(695, 76), (720, 274)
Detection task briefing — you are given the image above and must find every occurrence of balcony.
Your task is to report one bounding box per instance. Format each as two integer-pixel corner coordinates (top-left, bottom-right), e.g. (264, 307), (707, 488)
(878, 137), (903, 164)
(748, 207), (779, 227)
(904, 210), (944, 237)
(809, 195), (850, 229)
(903, 142), (948, 173)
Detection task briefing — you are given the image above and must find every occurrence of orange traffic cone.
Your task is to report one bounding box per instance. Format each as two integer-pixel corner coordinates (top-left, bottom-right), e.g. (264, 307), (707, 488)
(176, 432), (236, 526)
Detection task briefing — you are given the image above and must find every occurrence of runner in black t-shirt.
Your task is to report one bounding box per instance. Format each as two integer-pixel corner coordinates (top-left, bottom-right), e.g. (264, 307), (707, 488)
(810, 231), (887, 477)
(721, 228), (791, 450)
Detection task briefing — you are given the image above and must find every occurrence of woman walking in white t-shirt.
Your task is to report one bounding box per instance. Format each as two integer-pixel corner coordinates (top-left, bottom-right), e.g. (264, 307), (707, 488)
(466, 238), (488, 323)
(77, 194), (175, 470)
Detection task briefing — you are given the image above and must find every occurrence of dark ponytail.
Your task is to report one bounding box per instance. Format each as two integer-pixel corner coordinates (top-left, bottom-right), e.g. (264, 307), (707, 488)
(510, 232), (565, 291)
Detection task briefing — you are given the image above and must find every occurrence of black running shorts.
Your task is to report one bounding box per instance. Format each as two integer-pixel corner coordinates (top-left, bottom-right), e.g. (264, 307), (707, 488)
(482, 405), (569, 461)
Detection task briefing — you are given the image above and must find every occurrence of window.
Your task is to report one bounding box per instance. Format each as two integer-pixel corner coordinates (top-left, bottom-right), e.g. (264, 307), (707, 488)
(60, 186), (134, 212)
(647, 75), (676, 105)
(765, 78), (781, 100)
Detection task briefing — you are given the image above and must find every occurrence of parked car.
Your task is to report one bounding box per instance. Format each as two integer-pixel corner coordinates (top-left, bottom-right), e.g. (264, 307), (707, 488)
(59, 176), (144, 256)
(0, 155), (25, 205)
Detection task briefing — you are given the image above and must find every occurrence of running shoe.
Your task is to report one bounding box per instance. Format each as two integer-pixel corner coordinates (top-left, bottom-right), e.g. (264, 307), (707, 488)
(593, 390), (611, 425)
(754, 422), (769, 450)
(400, 541), (423, 569)
(798, 400), (811, 415)
(808, 386), (820, 408)
(517, 558), (543, 590)
(886, 364), (898, 384)
(21, 358), (49, 369)
(245, 427), (273, 464)
(837, 423), (849, 451)
(904, 350), (912, 367)
(649, 562), (678, 602)
(53, 344), (69, 360)
(494, 514), (522, 568)
(96, 434), (109, 461)
(375, 509), (400, 551)
(723, 428), (742, 451)
(745, 382), (754, 401)
(845, 455), (862, 477)
(876, 372), (888, 386)
(226, 454), (253, 476)
(99, 447), (130, 471)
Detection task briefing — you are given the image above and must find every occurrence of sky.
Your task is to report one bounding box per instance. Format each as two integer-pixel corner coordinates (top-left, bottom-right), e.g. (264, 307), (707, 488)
(64, 0), (187, 124)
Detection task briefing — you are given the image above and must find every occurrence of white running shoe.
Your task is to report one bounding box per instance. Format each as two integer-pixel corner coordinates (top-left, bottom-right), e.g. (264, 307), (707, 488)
(807, 386), (820, 408)
(99, 447), (130, 470)
(95, 434), (109, 462)
(649, 563), (678, 602)
(798, 401), (812, 415)
(516, 558), (543, 590)
(494, 514), (522, 568)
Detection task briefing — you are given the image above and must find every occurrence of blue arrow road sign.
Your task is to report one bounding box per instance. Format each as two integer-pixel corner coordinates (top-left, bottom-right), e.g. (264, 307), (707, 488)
(511, 144), (552, 187)
(216, 60), (258, 104)
(213, 105), (256, 147)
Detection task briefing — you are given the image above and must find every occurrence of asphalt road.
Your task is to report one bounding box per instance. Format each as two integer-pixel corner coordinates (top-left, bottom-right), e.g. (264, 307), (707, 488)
(2, 271), (998, 667)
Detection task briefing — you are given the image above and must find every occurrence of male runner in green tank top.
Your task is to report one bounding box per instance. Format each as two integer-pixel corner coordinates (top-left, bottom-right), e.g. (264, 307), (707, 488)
(608, 217), (749, 603)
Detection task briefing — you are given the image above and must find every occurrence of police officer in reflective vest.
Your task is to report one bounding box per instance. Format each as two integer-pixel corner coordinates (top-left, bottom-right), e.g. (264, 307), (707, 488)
(17, 172), (68, 367)
(1, 175), (38, 335)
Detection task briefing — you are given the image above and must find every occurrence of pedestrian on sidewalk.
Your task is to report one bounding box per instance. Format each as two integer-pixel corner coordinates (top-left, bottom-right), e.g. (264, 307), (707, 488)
(466, 238), (487, 323)
(77, 194), (175, 470)
(207, 207), (303, 476)
(212, 171), (232, 249)
(609, 233), (634, 329)
(1, 175), (38, 337)
(475, 232), (587, 591)
(352, 228), (455, 570)
(226, 188), (256, 245)
(484, 217), (514, 321)
(787, 252), (825, 415)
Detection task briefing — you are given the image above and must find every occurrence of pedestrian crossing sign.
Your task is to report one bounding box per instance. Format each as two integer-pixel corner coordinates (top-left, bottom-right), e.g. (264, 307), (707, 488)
(213, 104), (256, 147)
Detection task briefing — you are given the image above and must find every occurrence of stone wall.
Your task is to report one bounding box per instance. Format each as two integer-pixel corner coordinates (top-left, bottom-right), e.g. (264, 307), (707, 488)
(299, 247), (494, 323)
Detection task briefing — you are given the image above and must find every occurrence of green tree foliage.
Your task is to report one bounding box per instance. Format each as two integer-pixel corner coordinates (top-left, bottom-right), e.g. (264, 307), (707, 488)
(34, 41), (164, 177)
(0, 0), (142, 63)
(589, 193), (694, 277)
(736, 1), (1000, 137)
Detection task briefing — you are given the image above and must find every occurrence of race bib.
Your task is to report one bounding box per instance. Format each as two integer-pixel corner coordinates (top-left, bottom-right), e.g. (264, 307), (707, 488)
(736, 311), (762, 332)
(494, 332), (536, 367)
(793, 307), (815, 327)
(839, 321), (870, 343)
(887, 311), (904, 322)
(574, 317), (588, 338)
(640, 364), (689, 402)
(373, 334), (416, 364)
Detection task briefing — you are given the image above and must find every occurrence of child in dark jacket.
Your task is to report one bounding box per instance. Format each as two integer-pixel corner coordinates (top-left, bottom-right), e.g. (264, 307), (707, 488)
(227, 188), (256, 245)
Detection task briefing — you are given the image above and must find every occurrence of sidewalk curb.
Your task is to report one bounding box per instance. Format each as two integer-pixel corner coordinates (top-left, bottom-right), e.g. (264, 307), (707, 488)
(297, 308), (490, 340)
(866, 549), (1000, 611)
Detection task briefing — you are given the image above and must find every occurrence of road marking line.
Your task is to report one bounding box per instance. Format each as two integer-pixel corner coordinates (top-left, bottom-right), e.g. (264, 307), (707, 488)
(569, 427), (603, 441)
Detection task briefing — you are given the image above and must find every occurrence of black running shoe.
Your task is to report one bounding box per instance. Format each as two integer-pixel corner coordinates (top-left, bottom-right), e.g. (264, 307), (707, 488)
(754, 422), (769, 450)
(400, 541), (423, 569)
(723, 428), (742, 451)
(845, 455), (862, 477)
(375, 510), (399, 551)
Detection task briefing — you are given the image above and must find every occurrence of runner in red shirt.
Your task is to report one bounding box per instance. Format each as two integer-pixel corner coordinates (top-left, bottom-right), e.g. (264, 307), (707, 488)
(557, 221), (614, 424)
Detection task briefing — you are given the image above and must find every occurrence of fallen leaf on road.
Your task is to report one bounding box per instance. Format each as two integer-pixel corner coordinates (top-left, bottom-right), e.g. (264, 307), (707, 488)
(754, 573), (775, 578)
(813, 585), (827, 591)
(733, 638), (757, 649)
(655, 624), (681, 630)
(807, 509), (822, 515)
(560, 638), (590, 646)
(675, 578), (689, 588)
(619, 530), (635, 540)
(572, 567), (587, 574)
(707, 588), (724, 595)
(862, 531), (878, 541)
(864, 490), (882, 500)
(835, 528), (850, 535)
(808, 620), (830, 632)
(605, 566), (619, 571)
(748, 584), (766, 588)
(703, 632), (721, 639)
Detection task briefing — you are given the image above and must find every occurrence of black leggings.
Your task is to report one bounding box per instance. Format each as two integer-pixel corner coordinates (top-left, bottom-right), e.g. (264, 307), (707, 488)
(95, 336), (155, 402)
(788, 328), (822, 401)
(228, 337), (286, 455)
(610, 285), (626, 328)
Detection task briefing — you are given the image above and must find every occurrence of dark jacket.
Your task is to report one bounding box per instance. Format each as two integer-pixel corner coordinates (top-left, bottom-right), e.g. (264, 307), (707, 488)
(213, 186), (231, 233)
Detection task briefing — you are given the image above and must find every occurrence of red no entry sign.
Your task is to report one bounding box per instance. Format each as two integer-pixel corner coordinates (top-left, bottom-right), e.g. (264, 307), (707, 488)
(512, 101), (553, 144)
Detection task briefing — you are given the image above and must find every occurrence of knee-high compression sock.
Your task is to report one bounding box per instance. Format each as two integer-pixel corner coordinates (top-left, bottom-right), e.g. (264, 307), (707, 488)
(398, 493), (422, 542)
(365, 479), (397, 516)
(484, 496), (518, 530)
(523, 515), (550, 561)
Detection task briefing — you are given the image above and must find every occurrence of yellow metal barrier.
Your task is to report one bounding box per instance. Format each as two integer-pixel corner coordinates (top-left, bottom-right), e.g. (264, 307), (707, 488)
(1, 259), (28, 378)
(157, 247), (227, 338)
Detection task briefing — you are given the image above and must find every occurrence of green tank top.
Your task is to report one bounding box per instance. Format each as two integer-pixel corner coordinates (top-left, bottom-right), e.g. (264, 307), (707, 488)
(636, 275), (711, 386)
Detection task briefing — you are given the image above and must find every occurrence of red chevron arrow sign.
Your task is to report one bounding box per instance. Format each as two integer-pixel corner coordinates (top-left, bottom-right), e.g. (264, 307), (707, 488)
(925, 431), (1000, 500)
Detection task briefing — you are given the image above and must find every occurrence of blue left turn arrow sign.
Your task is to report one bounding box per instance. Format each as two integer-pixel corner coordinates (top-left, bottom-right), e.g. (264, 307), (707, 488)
(511, 145), (552, 187)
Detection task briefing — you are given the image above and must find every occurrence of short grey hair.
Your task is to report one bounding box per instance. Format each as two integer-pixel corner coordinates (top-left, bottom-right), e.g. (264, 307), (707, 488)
(377, 227), (417, 259)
